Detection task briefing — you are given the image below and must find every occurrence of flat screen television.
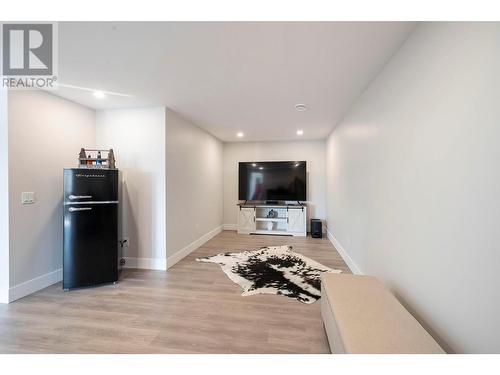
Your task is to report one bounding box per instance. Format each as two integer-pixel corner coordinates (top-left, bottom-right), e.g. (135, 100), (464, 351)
(238, 161), (307, 202)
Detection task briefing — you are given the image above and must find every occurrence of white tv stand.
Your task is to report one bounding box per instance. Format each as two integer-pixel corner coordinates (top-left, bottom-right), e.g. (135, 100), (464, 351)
(237, 203), (307, 236)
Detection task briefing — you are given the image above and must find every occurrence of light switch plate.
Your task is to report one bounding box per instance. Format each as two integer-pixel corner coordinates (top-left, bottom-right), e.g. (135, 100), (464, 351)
(21, 192), (35, 204)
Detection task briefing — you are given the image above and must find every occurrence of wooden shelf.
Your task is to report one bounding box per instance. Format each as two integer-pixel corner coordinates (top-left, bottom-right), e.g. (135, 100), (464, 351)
(253, 230), (291, 236)
(78, 148), (116, 169)
(255, 217), (287, 222)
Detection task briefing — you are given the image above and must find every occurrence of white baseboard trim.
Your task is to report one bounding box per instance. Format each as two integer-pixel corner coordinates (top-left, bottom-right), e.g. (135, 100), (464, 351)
(222, 223), (237, 231)
(326, 229), (363, 275)
(123, 257), (166, 270)
(8, 268), (62, 303)
(167, 225), (223, 269)
(0, 288), (8, 304)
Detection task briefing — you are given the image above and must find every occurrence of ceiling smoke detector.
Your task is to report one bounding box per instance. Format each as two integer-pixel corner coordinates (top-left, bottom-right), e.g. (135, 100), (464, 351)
(294, 104), (307, 111)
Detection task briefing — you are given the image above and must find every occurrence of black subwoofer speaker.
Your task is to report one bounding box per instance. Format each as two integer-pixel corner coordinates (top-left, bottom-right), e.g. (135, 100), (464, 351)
(310, 219), (322, 238)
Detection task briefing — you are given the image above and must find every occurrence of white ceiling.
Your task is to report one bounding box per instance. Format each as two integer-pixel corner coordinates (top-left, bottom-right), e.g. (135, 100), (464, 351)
(55, 22), (416, 142)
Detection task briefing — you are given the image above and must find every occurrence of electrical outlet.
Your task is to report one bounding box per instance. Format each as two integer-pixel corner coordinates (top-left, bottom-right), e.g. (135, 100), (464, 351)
(21, 192), (35, 204)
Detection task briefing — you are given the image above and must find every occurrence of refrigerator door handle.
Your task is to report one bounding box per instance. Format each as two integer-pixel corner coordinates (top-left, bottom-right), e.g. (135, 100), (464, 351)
(68, 207), (92, 212)
(68, 195), (92, 200)
(65, 201), (118, 205)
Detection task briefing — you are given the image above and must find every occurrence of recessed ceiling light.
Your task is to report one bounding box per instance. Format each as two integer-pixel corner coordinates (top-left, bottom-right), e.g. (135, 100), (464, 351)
(259, 167), (263, 170)
(252, 163), (257, 167)
(294, 104), (307, 111)
(237, 132), (244, 138)
(93, 90), (106, 99)
(296, 130), (304, 136)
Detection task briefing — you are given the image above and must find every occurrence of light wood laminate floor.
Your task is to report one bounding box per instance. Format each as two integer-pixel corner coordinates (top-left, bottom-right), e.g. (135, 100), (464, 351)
(0, 231), (350, 353)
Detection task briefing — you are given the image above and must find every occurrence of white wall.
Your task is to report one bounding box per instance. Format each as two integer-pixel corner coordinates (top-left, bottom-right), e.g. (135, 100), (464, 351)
(166, 108), (223, 265)
(326, 22), (500, 353)
(223, 140), (326, 229)
(96, 107), (166, 269)
(0, 89), (9, 303)
(7, 91), (96, 299)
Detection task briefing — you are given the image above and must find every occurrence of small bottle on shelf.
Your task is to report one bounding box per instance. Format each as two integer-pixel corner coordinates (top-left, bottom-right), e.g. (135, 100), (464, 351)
(97, 151), (102, 165)
(79, 148), (86, 167)
(87, 154), (92, 166)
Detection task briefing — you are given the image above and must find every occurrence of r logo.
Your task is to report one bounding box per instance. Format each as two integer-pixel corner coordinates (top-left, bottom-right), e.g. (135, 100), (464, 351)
(2, 23), (53, 76)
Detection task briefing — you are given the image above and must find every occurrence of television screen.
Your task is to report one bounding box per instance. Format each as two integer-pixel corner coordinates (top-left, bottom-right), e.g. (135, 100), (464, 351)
(238, 161), (307, 201)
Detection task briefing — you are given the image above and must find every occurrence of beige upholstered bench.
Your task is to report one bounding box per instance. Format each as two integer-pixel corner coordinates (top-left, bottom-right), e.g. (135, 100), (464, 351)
(321, 273), (445, 354)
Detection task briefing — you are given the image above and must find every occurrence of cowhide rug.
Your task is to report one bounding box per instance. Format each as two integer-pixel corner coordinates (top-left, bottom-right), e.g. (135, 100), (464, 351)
(196, 245), (341, 304)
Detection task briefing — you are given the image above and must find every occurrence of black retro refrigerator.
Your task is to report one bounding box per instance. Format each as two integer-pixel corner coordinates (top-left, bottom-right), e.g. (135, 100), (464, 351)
(63, 168), (119, 290)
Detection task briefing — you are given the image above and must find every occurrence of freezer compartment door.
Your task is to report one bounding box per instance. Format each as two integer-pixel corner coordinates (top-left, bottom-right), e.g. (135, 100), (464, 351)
(64, 168), (118, 203)
(63, 203), (118, 289)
